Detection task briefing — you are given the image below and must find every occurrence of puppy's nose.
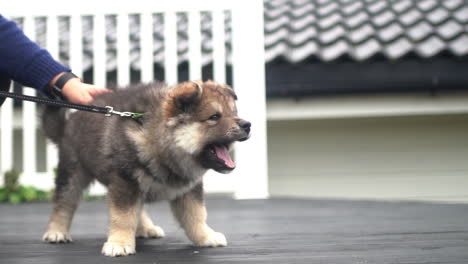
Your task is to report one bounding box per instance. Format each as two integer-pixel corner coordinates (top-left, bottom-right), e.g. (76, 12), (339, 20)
(238, 119), (251, 133)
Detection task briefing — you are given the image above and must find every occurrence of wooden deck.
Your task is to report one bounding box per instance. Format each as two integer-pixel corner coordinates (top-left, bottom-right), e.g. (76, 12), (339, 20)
(1, 198), (467, 263)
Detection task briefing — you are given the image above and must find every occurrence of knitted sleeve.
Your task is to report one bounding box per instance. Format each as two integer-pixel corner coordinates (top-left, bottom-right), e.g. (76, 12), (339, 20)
(0, 14), (70, 94)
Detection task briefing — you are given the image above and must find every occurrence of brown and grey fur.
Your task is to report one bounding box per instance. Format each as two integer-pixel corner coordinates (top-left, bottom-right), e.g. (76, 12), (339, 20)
(41, 81), (250, 257)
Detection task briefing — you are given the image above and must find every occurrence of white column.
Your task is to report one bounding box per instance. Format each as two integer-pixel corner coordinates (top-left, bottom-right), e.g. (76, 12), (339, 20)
(231, 0), (269, 199)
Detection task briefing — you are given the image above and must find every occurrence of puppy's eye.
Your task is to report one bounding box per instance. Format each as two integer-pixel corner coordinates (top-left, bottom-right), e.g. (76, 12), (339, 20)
(208, 113), (222, 121)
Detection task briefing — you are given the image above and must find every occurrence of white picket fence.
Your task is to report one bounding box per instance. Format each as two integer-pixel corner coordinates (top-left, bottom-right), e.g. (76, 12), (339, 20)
(1, 0), (268, 199)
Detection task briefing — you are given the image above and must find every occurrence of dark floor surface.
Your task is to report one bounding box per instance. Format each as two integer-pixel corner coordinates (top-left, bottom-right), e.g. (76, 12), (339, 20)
(0, 198), (467, 264)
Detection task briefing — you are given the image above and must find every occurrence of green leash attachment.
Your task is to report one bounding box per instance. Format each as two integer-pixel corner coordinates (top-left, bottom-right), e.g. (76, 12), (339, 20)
(131, 113), (144, 119)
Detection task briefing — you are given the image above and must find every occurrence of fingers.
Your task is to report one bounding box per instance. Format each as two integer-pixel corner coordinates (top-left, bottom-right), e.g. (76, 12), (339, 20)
(88, 87), (111, 97)
(62, 81), (111, 105)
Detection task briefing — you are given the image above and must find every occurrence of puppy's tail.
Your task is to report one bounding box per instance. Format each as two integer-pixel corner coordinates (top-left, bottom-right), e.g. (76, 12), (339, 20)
(42, 106), (66, 144)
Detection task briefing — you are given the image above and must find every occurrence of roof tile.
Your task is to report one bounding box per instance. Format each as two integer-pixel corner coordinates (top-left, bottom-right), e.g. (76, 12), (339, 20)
(416, 36), (446, 57)
(392, 0), (412, 13)
(287, 42), (319, 61)
(417, 0), (438, 12)
(317, 1), (339, 16)
(265, 15), (290, 32)
(348, 24), (374, 43)
(342, 1), (363, 15)
(319, 25), (346, 43)
(427, 8), (450, 24)
(265, 42), (288, 62)
(290, 15), (317, 30)
(378, 23), (404, 42)
(437, 20), (464, 39)
(352, 38), (381, 61)
(407, 21), (433, 41)
(385, 37), (413, 59)
(345, 12), (369, 28)
(293, 0), (310, 5)
(373, 10), (396, 27)
(291, 2), (315, 16)
(399, 9), (422, 26)
(321, 40), (348, 61)
(368, 1), (388, 14)
(454, 6), (468, 23)
(318, 12), (342, 28)
(290, 26), (318, 44)
(265, 27), (289, 46)
(443, 0), (464, 10)
(449, 34), (468, 55)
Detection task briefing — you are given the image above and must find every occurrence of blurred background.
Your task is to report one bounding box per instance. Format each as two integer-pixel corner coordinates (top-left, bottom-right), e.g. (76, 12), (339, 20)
(1, 0), (468, 203)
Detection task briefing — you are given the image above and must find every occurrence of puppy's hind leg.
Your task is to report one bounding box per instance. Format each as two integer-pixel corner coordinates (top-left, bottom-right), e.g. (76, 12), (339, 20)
(136, 206), (165, 239)
(43, 163), (90, 243)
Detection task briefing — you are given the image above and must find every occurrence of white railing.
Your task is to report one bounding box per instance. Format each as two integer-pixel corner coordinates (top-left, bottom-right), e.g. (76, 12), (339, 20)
(1, 0), (268, 199)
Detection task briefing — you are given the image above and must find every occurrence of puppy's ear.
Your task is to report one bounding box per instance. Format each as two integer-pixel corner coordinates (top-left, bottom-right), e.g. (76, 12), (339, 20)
(172, 81), (203, 112)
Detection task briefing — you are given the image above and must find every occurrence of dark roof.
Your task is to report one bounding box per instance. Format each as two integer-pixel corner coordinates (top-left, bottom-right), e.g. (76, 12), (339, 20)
(264, 0), (468, 63)
(264, 0), (468, 98)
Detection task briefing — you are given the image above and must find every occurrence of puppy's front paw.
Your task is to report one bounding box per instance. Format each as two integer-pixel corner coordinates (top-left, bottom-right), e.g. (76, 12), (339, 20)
(194, 230), (227, 247)
(136, 224), (165, 239)
(42, 230), (72, 243)
(101, 241), (136, 257)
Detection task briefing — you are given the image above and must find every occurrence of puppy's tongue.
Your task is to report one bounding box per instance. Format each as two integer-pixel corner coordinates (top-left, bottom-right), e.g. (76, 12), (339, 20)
(213, 145), (235, 168)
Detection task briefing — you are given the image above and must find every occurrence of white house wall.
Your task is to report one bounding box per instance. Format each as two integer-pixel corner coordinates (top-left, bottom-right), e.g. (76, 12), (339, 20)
(268, 114), (468, 203)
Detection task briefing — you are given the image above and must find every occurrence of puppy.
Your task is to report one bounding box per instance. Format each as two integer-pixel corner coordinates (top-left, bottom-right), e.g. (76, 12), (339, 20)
(41, 80), (251, 257)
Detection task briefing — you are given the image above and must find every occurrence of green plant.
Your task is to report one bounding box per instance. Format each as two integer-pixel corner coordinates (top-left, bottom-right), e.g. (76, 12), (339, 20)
(0, 170), (51, 204)
(4, 169), (20, 192)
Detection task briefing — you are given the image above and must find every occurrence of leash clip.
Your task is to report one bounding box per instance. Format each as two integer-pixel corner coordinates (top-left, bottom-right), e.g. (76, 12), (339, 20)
(105, 106), (132, 117)
(105, 106), (143, 119)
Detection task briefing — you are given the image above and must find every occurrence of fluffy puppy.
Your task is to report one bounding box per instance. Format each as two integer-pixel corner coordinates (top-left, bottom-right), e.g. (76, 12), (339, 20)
(41, 80), (251, 257)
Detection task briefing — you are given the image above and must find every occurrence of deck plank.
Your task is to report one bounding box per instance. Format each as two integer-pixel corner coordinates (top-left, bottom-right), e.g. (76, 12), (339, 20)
(1, 198), (467, 263)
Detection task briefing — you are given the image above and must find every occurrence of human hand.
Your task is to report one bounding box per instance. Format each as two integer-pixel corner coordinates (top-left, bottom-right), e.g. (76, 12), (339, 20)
(61, 78), (110, 105)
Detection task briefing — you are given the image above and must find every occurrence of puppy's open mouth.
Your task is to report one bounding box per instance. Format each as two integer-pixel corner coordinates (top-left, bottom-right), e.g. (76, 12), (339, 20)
(210, 144), (235, 168)
(200, 143), (235, 173)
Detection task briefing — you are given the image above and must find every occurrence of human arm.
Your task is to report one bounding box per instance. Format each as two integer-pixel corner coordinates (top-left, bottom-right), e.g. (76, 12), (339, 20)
(0, 14), (69, 94)
(0, 15), (108, 104)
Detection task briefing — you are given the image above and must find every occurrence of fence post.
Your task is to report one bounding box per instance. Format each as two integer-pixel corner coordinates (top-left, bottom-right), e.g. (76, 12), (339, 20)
(21, 16), (38, 186)
(0, 84), (14, 185)
(164, 11), (178, 85)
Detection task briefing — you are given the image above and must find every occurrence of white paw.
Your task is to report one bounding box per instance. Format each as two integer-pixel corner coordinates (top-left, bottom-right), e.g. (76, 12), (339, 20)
(101, 241), (136, 257)
(195, 231), (227, 247)
(136, 225), (165, 239)
(42, 230), (72, 243)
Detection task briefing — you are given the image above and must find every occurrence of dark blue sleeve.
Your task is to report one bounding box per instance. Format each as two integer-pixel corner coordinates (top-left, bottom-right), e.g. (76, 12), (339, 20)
(0, 14), (70, 94)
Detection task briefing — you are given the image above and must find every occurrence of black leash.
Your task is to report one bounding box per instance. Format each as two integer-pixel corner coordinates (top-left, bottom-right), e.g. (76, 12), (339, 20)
(0, 90), (143, 119)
